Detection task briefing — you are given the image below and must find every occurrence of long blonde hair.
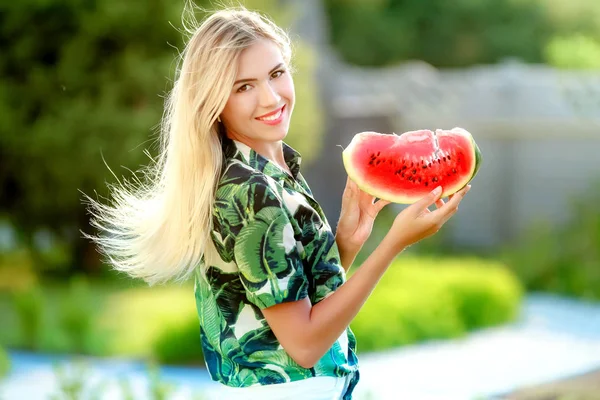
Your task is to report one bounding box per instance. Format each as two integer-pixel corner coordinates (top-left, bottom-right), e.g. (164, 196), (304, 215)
(83, 3), (293, 286)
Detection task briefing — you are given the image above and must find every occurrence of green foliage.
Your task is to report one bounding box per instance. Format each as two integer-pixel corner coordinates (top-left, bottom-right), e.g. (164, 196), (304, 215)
(153, 317), (204, 365)
(349, 256), (523, 353)
(323, 0), (552, 67)
(0, 255), (520, 366)
(57, 276), (106, 355)
(0, 0), (186, 267)
(502, 180), (600, 300)
(323, 0), (600, 69)
(12, 285), (45, 350)
(544, 34), (600, 70)
(95, 285), (198, 359)
(0, 345), (10, 379)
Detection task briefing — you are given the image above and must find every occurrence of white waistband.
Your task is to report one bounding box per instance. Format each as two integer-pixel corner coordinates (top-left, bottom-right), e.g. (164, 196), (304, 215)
(207, 374), (352, 400)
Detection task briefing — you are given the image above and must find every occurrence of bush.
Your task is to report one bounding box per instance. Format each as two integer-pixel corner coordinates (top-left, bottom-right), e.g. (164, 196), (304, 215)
(153, 317), (204, 366)
(57, 275), (106, 355)
(95, 285), (198, 360)
(502, 180), (600, 300)
(92, 257), (522, 362)
(12, 284), (45, 350)
(144, 256), (521, 363)
(349, 256), (523, 353)
(544, 34), (600, 70)
(0, 257), (522, 365)
(0, 345), (10, 378)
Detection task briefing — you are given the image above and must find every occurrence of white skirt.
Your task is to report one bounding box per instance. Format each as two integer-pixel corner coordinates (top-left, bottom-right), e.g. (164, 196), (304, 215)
(207, 374), (353, 400)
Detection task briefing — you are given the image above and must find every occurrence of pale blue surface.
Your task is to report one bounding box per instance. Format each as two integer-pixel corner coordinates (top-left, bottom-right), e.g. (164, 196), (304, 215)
(1, 293), (600, 400)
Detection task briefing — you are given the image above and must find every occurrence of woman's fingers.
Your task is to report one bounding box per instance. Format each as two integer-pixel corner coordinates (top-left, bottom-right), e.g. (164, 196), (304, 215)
(341, 177), (356, 206)
(410, 186), (443, 216)
(374, 199), (390, 213)
(429, 185), (470, 223)
(352, 182), (390, 214)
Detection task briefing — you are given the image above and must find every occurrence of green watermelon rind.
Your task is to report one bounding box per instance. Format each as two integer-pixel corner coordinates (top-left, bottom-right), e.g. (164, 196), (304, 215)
(342, 128), (482, 204)
(441, 127), (482, 196)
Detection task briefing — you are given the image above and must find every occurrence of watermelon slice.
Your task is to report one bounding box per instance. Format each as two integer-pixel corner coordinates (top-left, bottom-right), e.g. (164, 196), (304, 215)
(342, 128), (482, 204)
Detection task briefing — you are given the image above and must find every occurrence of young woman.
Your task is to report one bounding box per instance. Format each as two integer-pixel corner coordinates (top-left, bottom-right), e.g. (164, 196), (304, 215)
(85, 5), (470, 400)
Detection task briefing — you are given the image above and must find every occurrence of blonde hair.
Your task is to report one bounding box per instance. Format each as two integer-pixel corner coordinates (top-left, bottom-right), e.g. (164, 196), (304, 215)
(83, 3), (293, 286)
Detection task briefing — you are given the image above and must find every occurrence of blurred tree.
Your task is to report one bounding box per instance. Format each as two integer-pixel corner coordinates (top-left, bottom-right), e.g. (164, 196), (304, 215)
(0, 0), (323, 276)
(323, 0), (552, 67)
(540, 0), (600, 69)
(544, 34), (600, 70)
(0, 0), (186, 274)
(323, 0), (600, 69)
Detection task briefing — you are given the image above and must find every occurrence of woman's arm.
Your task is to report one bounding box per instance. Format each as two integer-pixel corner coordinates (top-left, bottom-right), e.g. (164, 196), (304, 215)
(335, 238), (361, 272)
(262, 185), (470, 368)
(262, 232), (400, 368)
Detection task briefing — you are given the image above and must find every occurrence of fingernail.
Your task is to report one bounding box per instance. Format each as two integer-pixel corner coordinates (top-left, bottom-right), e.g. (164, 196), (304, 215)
(433, 186), (442, 195)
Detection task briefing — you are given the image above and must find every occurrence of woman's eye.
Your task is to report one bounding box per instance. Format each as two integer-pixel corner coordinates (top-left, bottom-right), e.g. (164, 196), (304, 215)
(271, 70), (285, 79)
(237, 84), (251, 93)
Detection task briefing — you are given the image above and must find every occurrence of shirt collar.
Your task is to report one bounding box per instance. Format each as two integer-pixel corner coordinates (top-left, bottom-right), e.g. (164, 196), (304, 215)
(221, 134), (302, 181)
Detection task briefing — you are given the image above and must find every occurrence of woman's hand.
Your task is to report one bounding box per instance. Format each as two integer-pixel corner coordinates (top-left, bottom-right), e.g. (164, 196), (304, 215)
(389, 184), (471, 251)
(335, 177), (390, 270)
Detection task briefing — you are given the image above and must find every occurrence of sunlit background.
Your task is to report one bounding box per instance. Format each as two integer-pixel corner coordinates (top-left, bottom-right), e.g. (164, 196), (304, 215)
(1, 0), (600, 399)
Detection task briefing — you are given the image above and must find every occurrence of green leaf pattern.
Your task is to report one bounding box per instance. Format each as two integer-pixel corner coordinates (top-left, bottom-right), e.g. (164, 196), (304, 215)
(194, 136), (359, 393)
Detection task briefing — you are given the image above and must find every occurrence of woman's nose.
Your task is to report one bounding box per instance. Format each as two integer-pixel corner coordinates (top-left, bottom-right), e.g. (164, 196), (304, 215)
(259, 82), (281, 108)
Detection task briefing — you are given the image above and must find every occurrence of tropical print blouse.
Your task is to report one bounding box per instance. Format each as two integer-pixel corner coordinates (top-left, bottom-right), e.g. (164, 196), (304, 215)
(193, 135), (359, 397)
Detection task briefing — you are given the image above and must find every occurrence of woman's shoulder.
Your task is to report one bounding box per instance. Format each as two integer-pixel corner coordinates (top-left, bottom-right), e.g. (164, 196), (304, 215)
(216, 159), (280, 200)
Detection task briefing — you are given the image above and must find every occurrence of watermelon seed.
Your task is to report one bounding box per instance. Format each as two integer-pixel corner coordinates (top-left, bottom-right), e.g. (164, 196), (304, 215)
(402, 165), (407, 170)
(447, 155), (451, 160)
(443, 157), (447, 162)
(412, 168), (416, 174)
(401, 172), (405, 178)
(425, 182), (429, 187)
(377, 151), (381, 156)
(432, 177), (438, 183)
(408, 176), (413, 182)
(422, 165), (427, 169)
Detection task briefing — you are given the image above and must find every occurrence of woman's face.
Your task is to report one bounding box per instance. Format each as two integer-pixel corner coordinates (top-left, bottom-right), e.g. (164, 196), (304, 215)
(220, 39), (295, 147)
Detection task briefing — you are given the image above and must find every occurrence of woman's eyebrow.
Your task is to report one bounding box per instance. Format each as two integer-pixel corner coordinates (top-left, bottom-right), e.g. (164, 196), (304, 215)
(234, 63), (284, 85)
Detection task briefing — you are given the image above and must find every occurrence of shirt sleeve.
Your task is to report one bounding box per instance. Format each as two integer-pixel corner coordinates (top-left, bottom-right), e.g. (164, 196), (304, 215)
(214, 175), (309, 309)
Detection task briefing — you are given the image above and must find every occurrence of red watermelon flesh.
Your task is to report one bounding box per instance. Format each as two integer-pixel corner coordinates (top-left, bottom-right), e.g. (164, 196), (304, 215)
(342, 128), (482, 204)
